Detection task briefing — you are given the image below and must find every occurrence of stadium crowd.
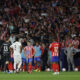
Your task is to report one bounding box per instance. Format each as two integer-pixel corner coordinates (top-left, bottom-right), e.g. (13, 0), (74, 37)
(0, 0), (80, 73)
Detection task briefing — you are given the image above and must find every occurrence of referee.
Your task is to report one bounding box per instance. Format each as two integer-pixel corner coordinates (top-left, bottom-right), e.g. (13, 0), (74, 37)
(1, 38), (11, 72)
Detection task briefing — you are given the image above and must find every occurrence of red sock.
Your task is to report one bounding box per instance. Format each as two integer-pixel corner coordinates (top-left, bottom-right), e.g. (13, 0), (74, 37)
(51, 64), (53, 70)
(35, 64), (38, 69)
(8, 62), (13, 71)
(56, 64), (59, 72)
(23, 63), (26, 71)
(38, 66), (41, 71)
(28, 64), (32, 71)
(53, 63), (56, 72)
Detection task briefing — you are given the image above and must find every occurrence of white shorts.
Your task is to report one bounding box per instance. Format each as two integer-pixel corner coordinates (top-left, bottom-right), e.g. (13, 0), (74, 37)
(13, 54), (22, 64)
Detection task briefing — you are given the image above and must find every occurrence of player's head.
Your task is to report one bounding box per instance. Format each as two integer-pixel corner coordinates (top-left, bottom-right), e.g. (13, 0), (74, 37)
(11, 33), (14, 37)
(16, 37), (19, 41)
(42, 43), (45, 48)
(36, 42), (39, 46)
(53, 37), (57, 42)
(27, 41), (31, 46)
(5, 37), (9, 42)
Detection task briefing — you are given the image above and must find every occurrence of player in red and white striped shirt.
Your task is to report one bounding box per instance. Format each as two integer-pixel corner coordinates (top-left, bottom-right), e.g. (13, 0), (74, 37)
(49, 38), (59, 75)
(72, 37), (79, 49)
(65, 36), (72, 48)
(23, 41), (35, 74)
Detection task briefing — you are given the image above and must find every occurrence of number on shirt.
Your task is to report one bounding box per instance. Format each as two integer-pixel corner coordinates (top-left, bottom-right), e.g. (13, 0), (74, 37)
(14, 45), (16, 50)
(54, 47), (58, 54)
(4, 46), (8, 51)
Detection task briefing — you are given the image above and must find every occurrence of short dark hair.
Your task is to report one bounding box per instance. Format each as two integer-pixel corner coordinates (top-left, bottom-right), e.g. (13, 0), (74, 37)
(5, 37), (9, 41)
(16, 37), (19, 41)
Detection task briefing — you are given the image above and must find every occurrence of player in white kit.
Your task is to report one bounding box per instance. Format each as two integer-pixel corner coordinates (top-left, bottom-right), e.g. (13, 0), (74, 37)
(10, 37), (22, 73)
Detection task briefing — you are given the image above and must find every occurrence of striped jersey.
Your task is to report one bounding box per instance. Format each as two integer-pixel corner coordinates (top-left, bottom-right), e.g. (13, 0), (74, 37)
(49, 42), (59, 56)
(24, 46), (35, 58)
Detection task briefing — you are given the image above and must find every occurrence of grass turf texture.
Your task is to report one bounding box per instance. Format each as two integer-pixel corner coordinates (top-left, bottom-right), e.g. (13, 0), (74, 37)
(0, 71), (80, 80)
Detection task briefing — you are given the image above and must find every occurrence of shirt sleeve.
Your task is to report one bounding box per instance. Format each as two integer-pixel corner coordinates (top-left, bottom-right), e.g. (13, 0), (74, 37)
(24, 47), (26, 51)
(49, 44), (52, 51)
(10, 44), (14, 48)
(40, 47), (44, 55)
(32, 46), (35, 54)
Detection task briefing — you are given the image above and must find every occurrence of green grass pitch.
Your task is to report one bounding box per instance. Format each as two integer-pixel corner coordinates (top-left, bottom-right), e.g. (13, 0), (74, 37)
(0, 71), (80, 80)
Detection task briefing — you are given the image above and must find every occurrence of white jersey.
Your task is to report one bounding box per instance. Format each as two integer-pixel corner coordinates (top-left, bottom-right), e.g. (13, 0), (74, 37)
(10, 41), (21, 55)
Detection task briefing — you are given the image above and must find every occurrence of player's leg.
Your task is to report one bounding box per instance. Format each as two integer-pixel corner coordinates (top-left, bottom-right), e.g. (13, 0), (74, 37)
(14, 62), (17, 72)
(67, 57), (70, 71)
(37, 57), (41, 72)
(38, 62), (41, 72)
(52, 56), (59, 75)
(5, 55), (10, 72)
(28, 58), (32, 74)
(2, 55), (6, 72)
(17, 55), (22, 72)
(34, 57), (38, 71)
(52, 56), (56, 73)
(55, 62), (59, 74)
(70, 56), (75, 71)
(8, 61), (13, 73)
(55, 56), (59, 74)
(22, 58), (26, 72)
(3, 55), (9, 72)
(52, 62), (57, 75)
(13, 55), (17, 73)
(28, 62), (32, 74)
(5, 61), (9, 72)
(51, 56), (53, 71)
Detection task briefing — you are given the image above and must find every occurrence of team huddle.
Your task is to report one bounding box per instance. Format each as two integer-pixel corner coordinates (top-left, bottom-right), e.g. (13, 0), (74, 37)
(0, 37), (80, 75)
(0, 37), (60, 74)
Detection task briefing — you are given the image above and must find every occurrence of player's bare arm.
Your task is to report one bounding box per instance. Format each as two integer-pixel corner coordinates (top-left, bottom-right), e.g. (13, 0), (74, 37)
(9, 47), (13, 54)
(23, 48), (26, 58)
(32, 48), (36, 57)
(20, 46), (22, 53)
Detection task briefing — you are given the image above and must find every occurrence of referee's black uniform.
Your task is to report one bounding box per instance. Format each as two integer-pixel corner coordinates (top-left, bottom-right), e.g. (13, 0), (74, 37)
(1, 41), (11, 71)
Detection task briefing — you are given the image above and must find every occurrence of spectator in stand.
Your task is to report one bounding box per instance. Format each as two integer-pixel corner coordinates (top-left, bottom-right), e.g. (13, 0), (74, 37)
(9, 33), (15, 44)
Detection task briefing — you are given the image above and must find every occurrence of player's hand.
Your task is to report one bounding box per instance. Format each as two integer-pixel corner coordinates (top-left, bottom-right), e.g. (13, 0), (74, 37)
(72, 53), (74, 56)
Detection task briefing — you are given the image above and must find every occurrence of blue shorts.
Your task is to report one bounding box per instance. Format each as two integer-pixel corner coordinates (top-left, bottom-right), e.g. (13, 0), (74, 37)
(27, 58), (33, 63)
(51, 56), (59, 62)
(22, 58), (26, 63)
(10, 58), (14, 62)
(34, 57), (41, 62)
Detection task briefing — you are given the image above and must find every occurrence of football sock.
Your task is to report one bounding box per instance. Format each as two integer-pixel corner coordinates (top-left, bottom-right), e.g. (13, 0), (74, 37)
(51, 64), (53, 70)
(18, 61), (22, 70)
(14, 62), (17, 70)
(35, 64), (38, 69)
(28, 64), (32, 72)
(6, 64), (9, 71)
(23, 63), (26, 71)
(56, 64), (59, 72)
(39, 66), (41, 71)
(53, 63), (56, 72)
(8, 62), (13, 71)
